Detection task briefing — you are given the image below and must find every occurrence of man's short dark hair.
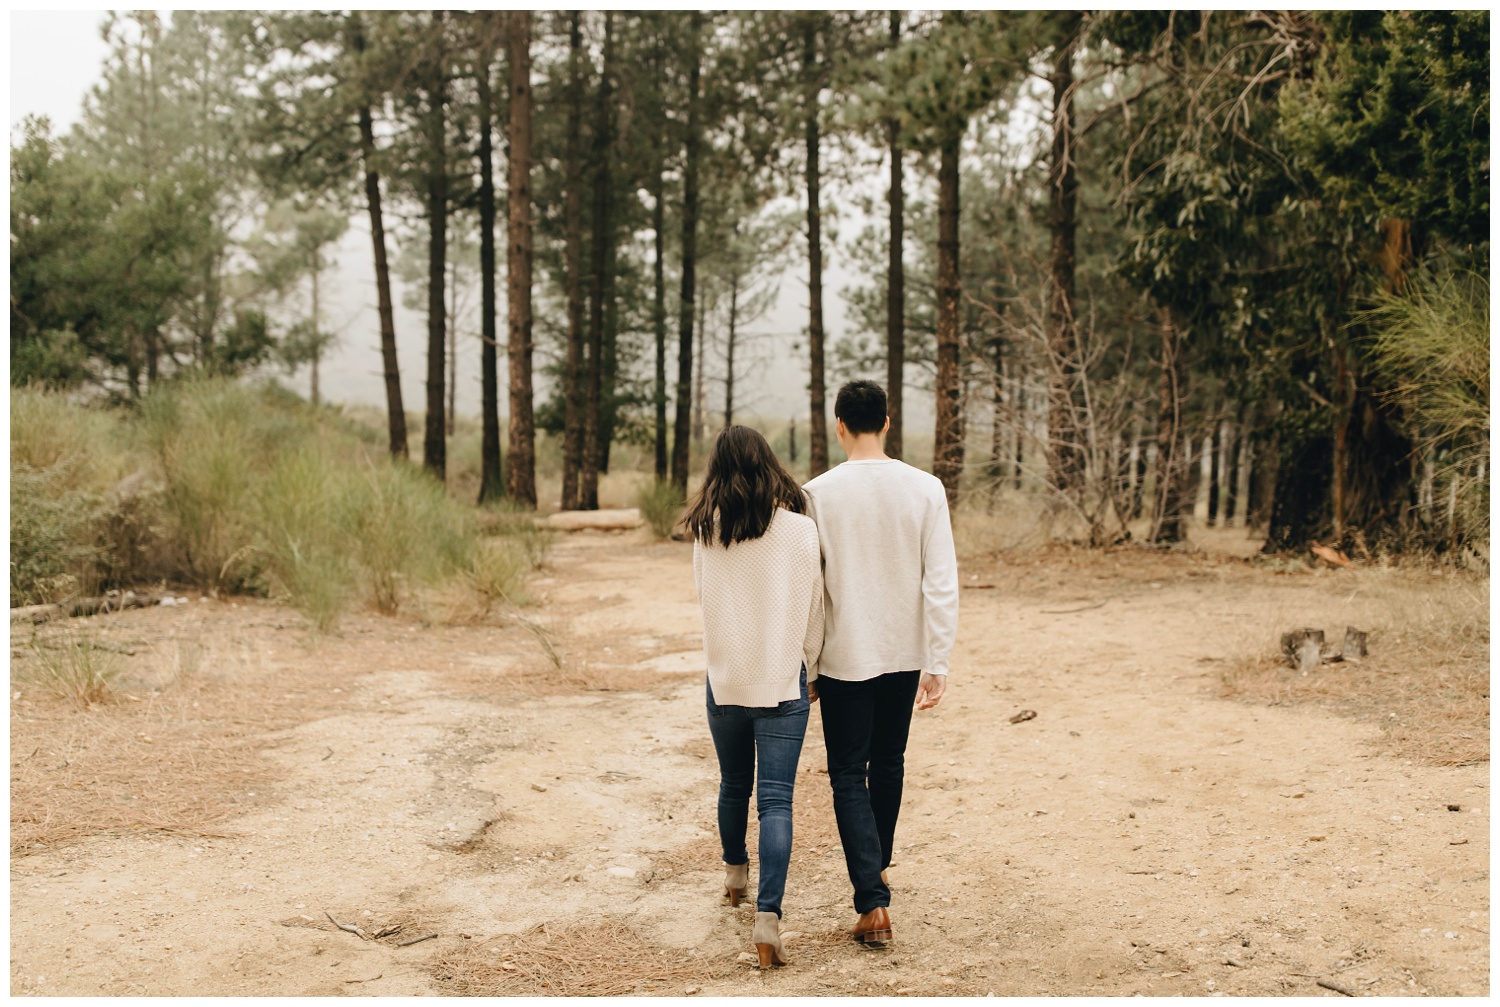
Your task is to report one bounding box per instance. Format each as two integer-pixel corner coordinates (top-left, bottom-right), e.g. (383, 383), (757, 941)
(835, 380), (888, 436)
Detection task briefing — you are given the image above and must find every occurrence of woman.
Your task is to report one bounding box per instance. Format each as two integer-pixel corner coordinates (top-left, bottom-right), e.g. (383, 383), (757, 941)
(686, 425), (824, 969)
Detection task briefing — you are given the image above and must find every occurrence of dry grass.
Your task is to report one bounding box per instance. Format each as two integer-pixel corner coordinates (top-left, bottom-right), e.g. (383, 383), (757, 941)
(427, 920), (733, 996)
(9, 617), (347, 857)
(1220, 568), (1489, 766)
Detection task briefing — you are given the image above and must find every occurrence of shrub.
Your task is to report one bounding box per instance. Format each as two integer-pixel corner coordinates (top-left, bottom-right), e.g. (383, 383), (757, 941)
(255, 445), (355, 632)
(636, 479), (684, 539)
(9, 388), (125, 603)
(19, 628), (121, 706)
(345, 458), (475, 614)
(136, 379), (306, 588)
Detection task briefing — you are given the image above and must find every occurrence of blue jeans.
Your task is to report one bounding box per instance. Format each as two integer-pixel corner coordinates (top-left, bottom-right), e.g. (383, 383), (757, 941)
(705, 669), (810, 917)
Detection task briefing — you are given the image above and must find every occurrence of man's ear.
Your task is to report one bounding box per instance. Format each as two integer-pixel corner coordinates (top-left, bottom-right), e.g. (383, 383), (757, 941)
(881, 416), (891, 436)
(835, 417), (846, 439)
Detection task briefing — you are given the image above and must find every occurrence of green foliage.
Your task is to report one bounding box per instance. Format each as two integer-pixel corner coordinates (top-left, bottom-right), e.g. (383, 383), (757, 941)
(344, 459), (476, 614)
(1281, 11), (1490, 248)
(636, 479), (684, 539)
(1365, 267), (1489, 543)
(9, 388), (128, 604)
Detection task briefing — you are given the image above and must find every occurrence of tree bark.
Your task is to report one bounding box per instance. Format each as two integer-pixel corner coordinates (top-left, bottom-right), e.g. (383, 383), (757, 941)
(309, 265), (321, 406)
(559, 12), (586, 510)
(885, 10), (905, 460)
(1224, 418), (1241, 526)
(504, 10), (536, 507)
(693, 284), (708, 442)
(724, 255), (739, 428)
(1045, 14), (1081, 500)
(669, 14), (702, 495)
(932, 132), (964, 506)
(804, 18), (829, 477)
(446, 258), (457, 437)
(1207, 419), (1222, 526)
(580, 11), (615, 511)
(600, 231), (621, 475)
(476, 22), (503, 504)
(356, 105), (406, 458)
(423, 10), (448, 482)
(1150, 306), (1187, 542)
(651, 32), (669, 481)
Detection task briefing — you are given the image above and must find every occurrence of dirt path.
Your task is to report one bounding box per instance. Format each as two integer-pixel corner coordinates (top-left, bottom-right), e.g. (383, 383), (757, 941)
(10, 532), (1488, 996)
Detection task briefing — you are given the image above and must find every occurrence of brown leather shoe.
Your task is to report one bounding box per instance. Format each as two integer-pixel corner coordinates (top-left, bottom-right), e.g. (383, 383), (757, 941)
(851, 906), (892, 946)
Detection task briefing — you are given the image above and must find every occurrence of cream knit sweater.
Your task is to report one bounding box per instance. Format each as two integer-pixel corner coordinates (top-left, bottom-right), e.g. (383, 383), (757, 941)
(692, 507), (825, 707)
(804, 458), (959, 681)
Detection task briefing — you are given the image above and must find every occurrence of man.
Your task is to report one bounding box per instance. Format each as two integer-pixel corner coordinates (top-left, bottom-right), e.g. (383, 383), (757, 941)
(803, 379), (959, 947)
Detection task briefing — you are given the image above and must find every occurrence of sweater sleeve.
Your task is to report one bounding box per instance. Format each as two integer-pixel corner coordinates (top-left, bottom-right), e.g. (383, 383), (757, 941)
(802, 560), (825, 684)
(692, 539), (703, 602)
(920, 491), (960, 676)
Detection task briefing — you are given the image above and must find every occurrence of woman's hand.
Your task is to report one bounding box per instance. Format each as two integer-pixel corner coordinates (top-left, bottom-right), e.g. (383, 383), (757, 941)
(808, 680), (819, 703)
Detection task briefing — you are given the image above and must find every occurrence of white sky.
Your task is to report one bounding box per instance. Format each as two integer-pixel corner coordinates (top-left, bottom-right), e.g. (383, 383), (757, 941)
(7, 10), (924, 429)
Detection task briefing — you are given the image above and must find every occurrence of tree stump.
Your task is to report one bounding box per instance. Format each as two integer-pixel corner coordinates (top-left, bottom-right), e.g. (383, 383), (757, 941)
(1280, 628), (1325, 673)
(1341, 626), (1368, 661)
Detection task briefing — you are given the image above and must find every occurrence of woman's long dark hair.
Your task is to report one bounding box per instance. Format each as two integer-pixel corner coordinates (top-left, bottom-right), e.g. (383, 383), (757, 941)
(684, 425), (807, 547)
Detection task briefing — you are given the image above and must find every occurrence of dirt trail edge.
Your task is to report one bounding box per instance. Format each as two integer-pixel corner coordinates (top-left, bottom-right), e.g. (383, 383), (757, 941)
(11, 532), (1488, 996)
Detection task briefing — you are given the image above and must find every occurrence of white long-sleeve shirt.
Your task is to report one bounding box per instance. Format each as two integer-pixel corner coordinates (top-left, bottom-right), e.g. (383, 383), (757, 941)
(803, 458), (959, 680)
(692, 507), (825, 707)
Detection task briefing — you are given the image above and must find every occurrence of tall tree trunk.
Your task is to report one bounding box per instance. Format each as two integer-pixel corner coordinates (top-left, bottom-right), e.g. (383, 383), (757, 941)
(477, 27), (503, 504)
(885, 10), (905, 460)
(559, 13), (586, 510)
(1246, 392), (1280, 534)
(989, 345), (1005, 505)
(600, 233), (620, 475)
(446, 257), (457, 437)
(1224, 418), (1241, 526)
(504, 10), (536, 506)
(580, 11), (615, 511)
(1207, 419), (1222, 526)
(724, 259), (739, 428)
(932, 132), (964, 506)
(310, 265), (321, 406)
(357, 112), (406, 458)
(1045, 14), (1081, 500)
(651, 35), (669, 481)
(1150, 306), (1187, 542)
(693, 286), (707, 442)
(669, 14), (702, 495)
(1013, 372), (1025, 490)
(423, 11), (448, 482)
(804, 19), (829, 477)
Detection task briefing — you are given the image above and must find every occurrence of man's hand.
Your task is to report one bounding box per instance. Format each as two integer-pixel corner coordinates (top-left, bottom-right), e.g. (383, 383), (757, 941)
(914, 672), (945, 711)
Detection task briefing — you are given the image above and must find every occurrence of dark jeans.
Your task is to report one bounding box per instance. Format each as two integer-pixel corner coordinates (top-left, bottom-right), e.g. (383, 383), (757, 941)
(706, 669), (810, 917)
(817, 670), (921, 915)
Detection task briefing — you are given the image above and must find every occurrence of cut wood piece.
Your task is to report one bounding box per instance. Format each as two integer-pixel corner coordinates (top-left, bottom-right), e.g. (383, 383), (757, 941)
(11, 604), (62, 624)
(1280, 628), (1325, 672)
(1341, 626), (1368, 660)
(1309, 541), (1354, 568)
(543, 508), (644, 531)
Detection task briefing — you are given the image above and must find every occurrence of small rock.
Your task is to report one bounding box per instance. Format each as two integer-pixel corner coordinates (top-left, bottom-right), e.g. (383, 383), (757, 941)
(942, 978), (956, 986)
(1308, 835), (1326, 842)
(780, 931), (803, 940)
(1450, 838), (1469, 845)
(607, 867), (636, 879)
(684, 986), (699, 995)
(531, 783), (548, 793)
(499, 962), (517, 971)
(736, 951), (757, 964)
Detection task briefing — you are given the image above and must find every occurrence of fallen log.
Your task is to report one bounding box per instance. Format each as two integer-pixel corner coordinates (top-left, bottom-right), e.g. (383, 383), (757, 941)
(542, 508), (644, 532)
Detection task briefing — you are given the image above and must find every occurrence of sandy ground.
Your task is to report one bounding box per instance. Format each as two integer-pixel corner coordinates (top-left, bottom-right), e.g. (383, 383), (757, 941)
(9, 530), (1489, 996)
